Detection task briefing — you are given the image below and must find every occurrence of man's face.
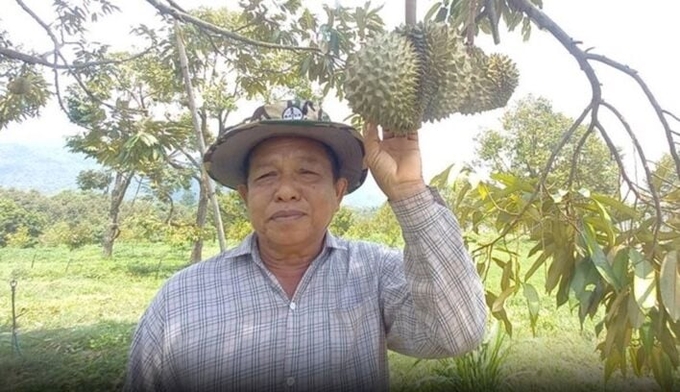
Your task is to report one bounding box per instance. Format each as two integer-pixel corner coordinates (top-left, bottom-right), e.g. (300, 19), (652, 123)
(237, 137), (347, 250)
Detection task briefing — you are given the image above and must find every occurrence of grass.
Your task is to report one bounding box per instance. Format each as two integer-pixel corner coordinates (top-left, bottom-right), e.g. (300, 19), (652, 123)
(0, 240), (675, 391)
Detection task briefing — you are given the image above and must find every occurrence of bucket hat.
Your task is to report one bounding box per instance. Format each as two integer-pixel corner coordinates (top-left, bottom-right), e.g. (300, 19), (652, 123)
(203, 99), (367, 194)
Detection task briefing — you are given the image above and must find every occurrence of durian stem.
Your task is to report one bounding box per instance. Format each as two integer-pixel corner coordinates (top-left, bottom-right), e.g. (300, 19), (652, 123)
(405, 0), (417, 25)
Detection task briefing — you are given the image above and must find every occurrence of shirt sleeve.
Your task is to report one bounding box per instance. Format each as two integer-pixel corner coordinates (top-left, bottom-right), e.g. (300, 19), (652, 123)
(124, 288), (169, 392)
(379, 186), (487, 359)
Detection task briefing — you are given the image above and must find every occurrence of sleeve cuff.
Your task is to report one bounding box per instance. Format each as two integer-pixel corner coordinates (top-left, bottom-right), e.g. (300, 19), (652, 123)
(389, 186), (448, 232)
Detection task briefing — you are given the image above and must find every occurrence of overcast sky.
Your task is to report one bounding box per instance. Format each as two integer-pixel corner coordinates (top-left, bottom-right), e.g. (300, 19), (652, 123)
(1, 0), (678, 205)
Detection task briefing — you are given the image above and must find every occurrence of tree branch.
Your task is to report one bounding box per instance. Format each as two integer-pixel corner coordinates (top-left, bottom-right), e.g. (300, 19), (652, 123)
(0, 46), (153, 70)
(663, 110), (680, 123)
(599, 101), (663, 251)
(508, 0), (601, 104)
(566, 122), (595, 190)
(586, 53), (680, 181)
(144, 0), (322, 53)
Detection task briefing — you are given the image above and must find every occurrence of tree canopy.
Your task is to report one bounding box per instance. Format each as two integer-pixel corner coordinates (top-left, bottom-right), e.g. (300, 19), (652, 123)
(475, 95), (620, 195)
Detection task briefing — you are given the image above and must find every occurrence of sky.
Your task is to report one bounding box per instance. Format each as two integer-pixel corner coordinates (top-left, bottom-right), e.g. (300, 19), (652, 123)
(1, 0), (678, 206)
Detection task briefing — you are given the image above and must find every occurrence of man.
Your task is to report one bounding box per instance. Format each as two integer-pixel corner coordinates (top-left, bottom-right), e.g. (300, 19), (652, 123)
(124, 99), (486, 392)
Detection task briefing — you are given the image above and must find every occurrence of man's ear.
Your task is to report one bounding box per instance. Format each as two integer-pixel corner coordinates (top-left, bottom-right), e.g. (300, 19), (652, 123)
(237, 184), (248, 204)
(334, 178), (348, 207)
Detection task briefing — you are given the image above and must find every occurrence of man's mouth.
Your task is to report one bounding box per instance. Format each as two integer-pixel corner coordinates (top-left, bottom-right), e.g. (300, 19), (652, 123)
(270, 210), (305, 221)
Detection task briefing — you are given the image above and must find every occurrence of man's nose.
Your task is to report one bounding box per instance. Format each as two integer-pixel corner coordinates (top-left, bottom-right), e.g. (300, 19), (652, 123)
(274, 176), (300, 201)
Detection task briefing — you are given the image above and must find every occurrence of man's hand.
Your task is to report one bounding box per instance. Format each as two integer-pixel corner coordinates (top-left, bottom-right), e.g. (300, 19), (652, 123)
(362, 122), (427, 201)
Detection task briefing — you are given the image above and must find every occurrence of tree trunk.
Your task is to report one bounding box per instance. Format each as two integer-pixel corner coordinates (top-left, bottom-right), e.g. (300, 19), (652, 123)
(103, 171), (133, 258)
(174, 21), (227, 257)
(405, 0), (417, 25)
(190, 110), (210, 263)
(190, 177), (209, 263)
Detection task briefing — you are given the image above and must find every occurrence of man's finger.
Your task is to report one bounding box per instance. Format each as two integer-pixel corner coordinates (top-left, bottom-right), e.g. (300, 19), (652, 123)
(362, 122), (380, 152)
(382, 129), (395, 140)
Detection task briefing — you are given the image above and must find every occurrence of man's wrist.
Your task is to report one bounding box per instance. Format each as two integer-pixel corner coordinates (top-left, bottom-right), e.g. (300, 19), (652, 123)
(385, 181), (427, 202)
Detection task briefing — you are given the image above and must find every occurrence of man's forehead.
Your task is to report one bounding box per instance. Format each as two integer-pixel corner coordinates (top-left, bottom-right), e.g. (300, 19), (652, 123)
(248, 136), (331, 164)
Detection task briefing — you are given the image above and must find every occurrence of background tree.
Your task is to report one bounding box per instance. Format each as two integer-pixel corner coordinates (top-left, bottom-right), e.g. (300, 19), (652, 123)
(65, 51), (194, 257)
(76, 169), (113, 194)
(474, 95), (620, 195)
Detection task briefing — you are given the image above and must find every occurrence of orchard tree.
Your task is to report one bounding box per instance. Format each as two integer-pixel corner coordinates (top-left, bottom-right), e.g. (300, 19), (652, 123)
(65, 51), (194, 257)
(474, 95), (620, 196)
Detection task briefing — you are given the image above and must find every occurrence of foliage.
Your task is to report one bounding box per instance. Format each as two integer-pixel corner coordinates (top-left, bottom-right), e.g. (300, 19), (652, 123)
(426, 0), (544, 42)
(345, 203), (404, 248)
(0, 64), (50, 129)
(417, 321), (510, 392)
(76, 169), (112, 194)
(474, 95), (620, 196)
(0, 197), (45, 247)
(429, 153), (680, 389)
(217, 190), (250, 244)
(5, 226), (34, 249)
(329, 205), (356, 237)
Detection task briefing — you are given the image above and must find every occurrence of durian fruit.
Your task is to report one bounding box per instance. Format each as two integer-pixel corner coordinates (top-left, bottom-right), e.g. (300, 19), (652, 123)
(343, 33), (421, 132)
(393, 23), (428, 119)
(7, 76), (33, 95)
(342, 21), (520, 133)
(419, 22), (472, 123)
(457, 46), (494, 115)
(484, 53), (520, 110)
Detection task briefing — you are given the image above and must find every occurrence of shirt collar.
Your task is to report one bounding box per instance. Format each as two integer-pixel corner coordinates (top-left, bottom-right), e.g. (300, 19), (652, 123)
(220, 230), (347, 261)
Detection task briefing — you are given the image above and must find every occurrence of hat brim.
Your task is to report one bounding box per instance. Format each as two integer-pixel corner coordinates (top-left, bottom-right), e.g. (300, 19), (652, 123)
(204, 120), (367, 194)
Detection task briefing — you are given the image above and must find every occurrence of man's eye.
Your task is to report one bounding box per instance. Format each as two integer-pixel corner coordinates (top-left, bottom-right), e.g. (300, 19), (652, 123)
(300, 169), (318, 176)
(255, 172), (275, 180)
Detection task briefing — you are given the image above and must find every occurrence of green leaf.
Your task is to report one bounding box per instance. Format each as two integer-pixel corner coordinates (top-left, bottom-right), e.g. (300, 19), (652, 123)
(581, 223), (621, 291)
(429, 164), (454, 189)
(570, 256), (598, 299)
(660, 250), (680, 322)
(424, 1), (443, 21)
(524, 248), (552, 281)
(591, 194), (640, 220)
(523, 283), (540, 336)
(609, 246), (630, 288)
(632, 249), (656, 312)
(492, 285), (515, 313)
(650, 347), (674, 392)
(627, 292), (645, 329)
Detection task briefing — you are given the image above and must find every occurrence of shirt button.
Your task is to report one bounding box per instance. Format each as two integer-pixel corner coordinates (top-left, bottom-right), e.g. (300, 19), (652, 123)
(289, 302), (296, 310)
(286, 377), (295, 386)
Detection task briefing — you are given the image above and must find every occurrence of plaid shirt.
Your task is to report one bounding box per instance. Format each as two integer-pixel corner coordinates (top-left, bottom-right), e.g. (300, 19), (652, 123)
(124, 187), (486, 392)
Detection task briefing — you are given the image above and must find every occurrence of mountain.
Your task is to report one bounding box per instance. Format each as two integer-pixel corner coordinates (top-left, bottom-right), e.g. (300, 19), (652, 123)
(0, 141), (385, 208)
(0, 141), (98, 194)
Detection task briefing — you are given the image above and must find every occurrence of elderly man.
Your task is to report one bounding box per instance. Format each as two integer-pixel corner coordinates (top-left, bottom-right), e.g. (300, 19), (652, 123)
(124, 99), (486, 392)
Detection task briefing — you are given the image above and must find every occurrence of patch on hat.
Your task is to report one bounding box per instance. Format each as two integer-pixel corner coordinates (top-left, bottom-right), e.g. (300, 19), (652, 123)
(281, 105), (304, 120)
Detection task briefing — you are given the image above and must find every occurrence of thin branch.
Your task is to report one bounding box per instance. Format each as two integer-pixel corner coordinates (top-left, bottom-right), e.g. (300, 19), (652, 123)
(15, 0), (118, 114)
(599, 101), (663, 250)
(663, 110), (680, 123)
(593, 121), (644, 201)
(508, 0), (601, 102)
(466, 0), (479, 45)
(566, 122), (595, 190)
(586, 53), (680, 181)
(484, 0), (500, 44)
(0, 40), (153, 70)
(144, 0), (321, 53)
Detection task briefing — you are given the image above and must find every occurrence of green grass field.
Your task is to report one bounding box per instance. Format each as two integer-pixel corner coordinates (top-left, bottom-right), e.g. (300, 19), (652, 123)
(0, 241), (673, 391)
